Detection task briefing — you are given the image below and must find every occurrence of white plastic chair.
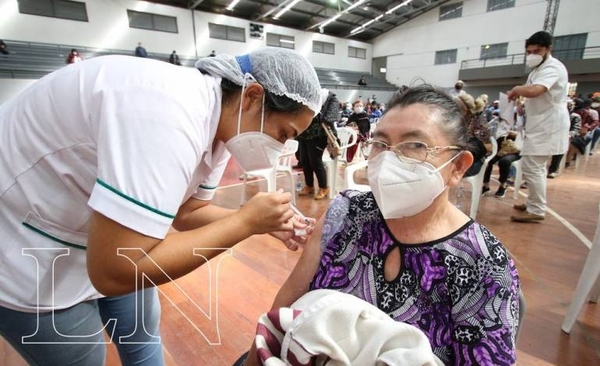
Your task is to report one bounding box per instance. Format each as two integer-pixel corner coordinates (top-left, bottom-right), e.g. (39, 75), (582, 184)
(240, 139), (298, 206)
(323, 127), (358, 198)
(562, 203), (600, 334)
(462, 136), (498, 219)
(344, 159), (370, 191)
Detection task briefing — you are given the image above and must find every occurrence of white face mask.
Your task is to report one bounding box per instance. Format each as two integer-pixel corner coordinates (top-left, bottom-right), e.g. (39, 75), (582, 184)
(354, 106), (364, 114)
(526, 54), (544, 68)
(367, 151), (460, 218)
(225, 74), (285, 172)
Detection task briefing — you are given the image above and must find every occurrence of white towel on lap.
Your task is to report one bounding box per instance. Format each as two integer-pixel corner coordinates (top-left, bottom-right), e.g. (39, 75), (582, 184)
(255, 289), (444, 366)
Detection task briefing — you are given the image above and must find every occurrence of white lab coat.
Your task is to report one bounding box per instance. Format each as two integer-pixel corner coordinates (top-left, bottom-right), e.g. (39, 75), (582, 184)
(521, 55), (570, 156)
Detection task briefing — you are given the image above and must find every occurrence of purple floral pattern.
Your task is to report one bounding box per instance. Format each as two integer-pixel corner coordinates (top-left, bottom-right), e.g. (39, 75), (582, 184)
(310, 190), (519, 366)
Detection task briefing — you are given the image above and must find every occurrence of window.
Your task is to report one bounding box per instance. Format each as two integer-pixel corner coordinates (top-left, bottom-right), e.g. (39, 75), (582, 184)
(313, 41), (335, 55)
(553, 33), (587, 61)
(266, 33), (295, 49)
(480, 43), (508, 59)
(17, 0), (88, 22)
(439, 2), (462, 21)
(348, 46), (366, 59)
(128, 10), (178, 33)
(208, 23), (245, 42)
(435, 49), (457, 65)
(487, 0), (515, 12)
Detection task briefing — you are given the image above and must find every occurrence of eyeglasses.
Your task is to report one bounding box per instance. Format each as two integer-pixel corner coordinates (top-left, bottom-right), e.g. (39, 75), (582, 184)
(361, 139), (462, 163)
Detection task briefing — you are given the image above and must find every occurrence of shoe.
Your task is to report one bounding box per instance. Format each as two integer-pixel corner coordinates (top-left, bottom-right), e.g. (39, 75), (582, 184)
(494, 186), (506, 198)
(520, 182), (528, 189)
(314, 188), (329, 200)
(547, 172), (557, 179)
(481, 186), (491, 196)
(298, 186), (315, 196)
(292, 164), (303, 169)
(511, 212), (545, 223)
(565, 162), (570, 168)
(506, 179), (514, 186)
(513, 204), (527, 211)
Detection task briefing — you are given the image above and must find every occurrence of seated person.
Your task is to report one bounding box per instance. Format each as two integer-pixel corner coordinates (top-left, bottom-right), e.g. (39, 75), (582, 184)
(243, 84), (520, 366)
(454, 93), (491, 177)
(482, 130), (521, 198)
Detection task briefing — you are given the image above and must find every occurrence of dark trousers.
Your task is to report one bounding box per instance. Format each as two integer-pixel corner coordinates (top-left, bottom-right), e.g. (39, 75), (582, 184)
(484, 154), (521, 184)
(548, 154), (563, 174)
(299, 137), (328, 189)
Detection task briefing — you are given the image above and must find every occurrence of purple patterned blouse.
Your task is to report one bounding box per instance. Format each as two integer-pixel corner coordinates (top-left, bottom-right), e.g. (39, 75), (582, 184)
(309, 190), (519, 366)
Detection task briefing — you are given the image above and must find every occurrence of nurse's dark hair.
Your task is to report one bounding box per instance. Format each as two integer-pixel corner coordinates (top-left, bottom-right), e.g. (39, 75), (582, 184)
(526, 31), (552, 48)
(203, 75), (304, 114)
(384, 83), (469, 150)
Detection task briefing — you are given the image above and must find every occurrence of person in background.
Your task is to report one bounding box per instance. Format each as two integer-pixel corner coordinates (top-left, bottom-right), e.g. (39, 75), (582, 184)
(0, 40), (9, 55)
(481, 116), (521, 198)
(369, 103), (382, 122)
(448, 80), (465, 98)
(507, 30), (569, 223)
(209, 50), (216, 57)
(169, 50), (181, 65)
(358, 75), (367, 86)
(0, 47), (321, 366)
(485, 100), (500, 122)
(135, 42), (148, 57)
(590, 95), (600, 151)
(242, 84), (520, 366)
(66, 49), (82, 64)
(564, 98), (594, 167)
(297, 90), (339, 200)
(454, 93), (491, 177)
(345, 99), (370, 163)
(548, 99), (581, 177)
(339, 102), (353, 124)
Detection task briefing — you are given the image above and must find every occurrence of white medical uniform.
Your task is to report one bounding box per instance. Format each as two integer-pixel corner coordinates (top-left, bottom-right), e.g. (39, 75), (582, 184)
(519, 54), (569, 216)
(521, 55), (570, 156)
(0, 55), (230, 312)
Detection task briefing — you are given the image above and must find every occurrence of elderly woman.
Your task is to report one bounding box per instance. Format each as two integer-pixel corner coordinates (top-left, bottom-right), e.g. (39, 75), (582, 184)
(243, 85), (520, 366)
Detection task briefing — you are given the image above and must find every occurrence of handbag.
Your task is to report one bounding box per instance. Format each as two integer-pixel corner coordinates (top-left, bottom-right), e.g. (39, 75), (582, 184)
(321, 123), (341, 159)
(497, 136), (520, 157)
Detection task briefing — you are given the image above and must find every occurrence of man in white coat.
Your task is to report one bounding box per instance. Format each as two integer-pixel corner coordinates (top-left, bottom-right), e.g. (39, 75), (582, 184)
(507, 31), (569, 222)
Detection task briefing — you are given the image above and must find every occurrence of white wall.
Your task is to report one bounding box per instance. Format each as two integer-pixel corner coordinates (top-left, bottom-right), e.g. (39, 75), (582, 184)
(0, 79), (36, 105)
(372, 0), (600, 89)
(0, 0), (372, 72)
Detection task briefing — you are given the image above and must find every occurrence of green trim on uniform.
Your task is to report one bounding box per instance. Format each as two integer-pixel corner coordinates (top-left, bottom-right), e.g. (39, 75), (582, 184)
(22, 223), (87, 251)
(198, 184), (217, 190)
(96, 178), (176, 219)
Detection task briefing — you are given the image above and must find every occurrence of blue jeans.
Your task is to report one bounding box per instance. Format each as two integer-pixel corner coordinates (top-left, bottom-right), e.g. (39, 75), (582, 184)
(0, 288), (164, 366)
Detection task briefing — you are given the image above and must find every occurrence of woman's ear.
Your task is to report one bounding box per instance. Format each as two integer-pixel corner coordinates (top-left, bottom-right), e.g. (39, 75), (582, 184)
(448, 151), (474, 187)
(241, 83), (265, 112)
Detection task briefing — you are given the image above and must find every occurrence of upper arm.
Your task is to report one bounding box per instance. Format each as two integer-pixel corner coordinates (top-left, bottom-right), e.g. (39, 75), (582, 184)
(87, 210), (161, 295)
(270, 214), (326, 309)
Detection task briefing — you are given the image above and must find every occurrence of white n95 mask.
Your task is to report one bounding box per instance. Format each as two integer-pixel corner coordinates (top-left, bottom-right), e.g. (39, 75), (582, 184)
(367, 151), (459, 218)
(225, 73), (285, 172)
(526, 54), (543, 68)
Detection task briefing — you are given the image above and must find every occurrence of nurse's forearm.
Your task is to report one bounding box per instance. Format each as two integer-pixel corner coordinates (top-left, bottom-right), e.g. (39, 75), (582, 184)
(173, 197), (236, 231)
(88, 212), (254, 296)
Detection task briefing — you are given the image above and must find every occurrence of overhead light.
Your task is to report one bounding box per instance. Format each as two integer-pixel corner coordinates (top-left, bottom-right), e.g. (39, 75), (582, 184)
(380, 67), (387, 73)
(375, 14), (383, 21)
(386, 0), (414, 15)
(226, 0), (240, 11)
(362, 19), (376, 27)
(274, 0), (303, 19)
(346, 0), (367, 12)
(351, 26), (363, 34)
(321, 14), (341, 28)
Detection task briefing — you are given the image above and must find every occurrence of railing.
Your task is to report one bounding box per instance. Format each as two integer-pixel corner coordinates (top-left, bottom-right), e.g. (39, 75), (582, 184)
(460, 46), (600, 70)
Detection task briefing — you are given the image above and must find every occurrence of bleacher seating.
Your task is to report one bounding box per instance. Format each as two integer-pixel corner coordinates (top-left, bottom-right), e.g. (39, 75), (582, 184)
(0, 40), (397, 92)
(0, 40), (197, 79)
(315, 68), (397, 91)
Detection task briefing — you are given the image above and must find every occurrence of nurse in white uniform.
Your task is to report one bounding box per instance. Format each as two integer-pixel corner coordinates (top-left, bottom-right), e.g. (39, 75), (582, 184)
(0, 47), (322, 365)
